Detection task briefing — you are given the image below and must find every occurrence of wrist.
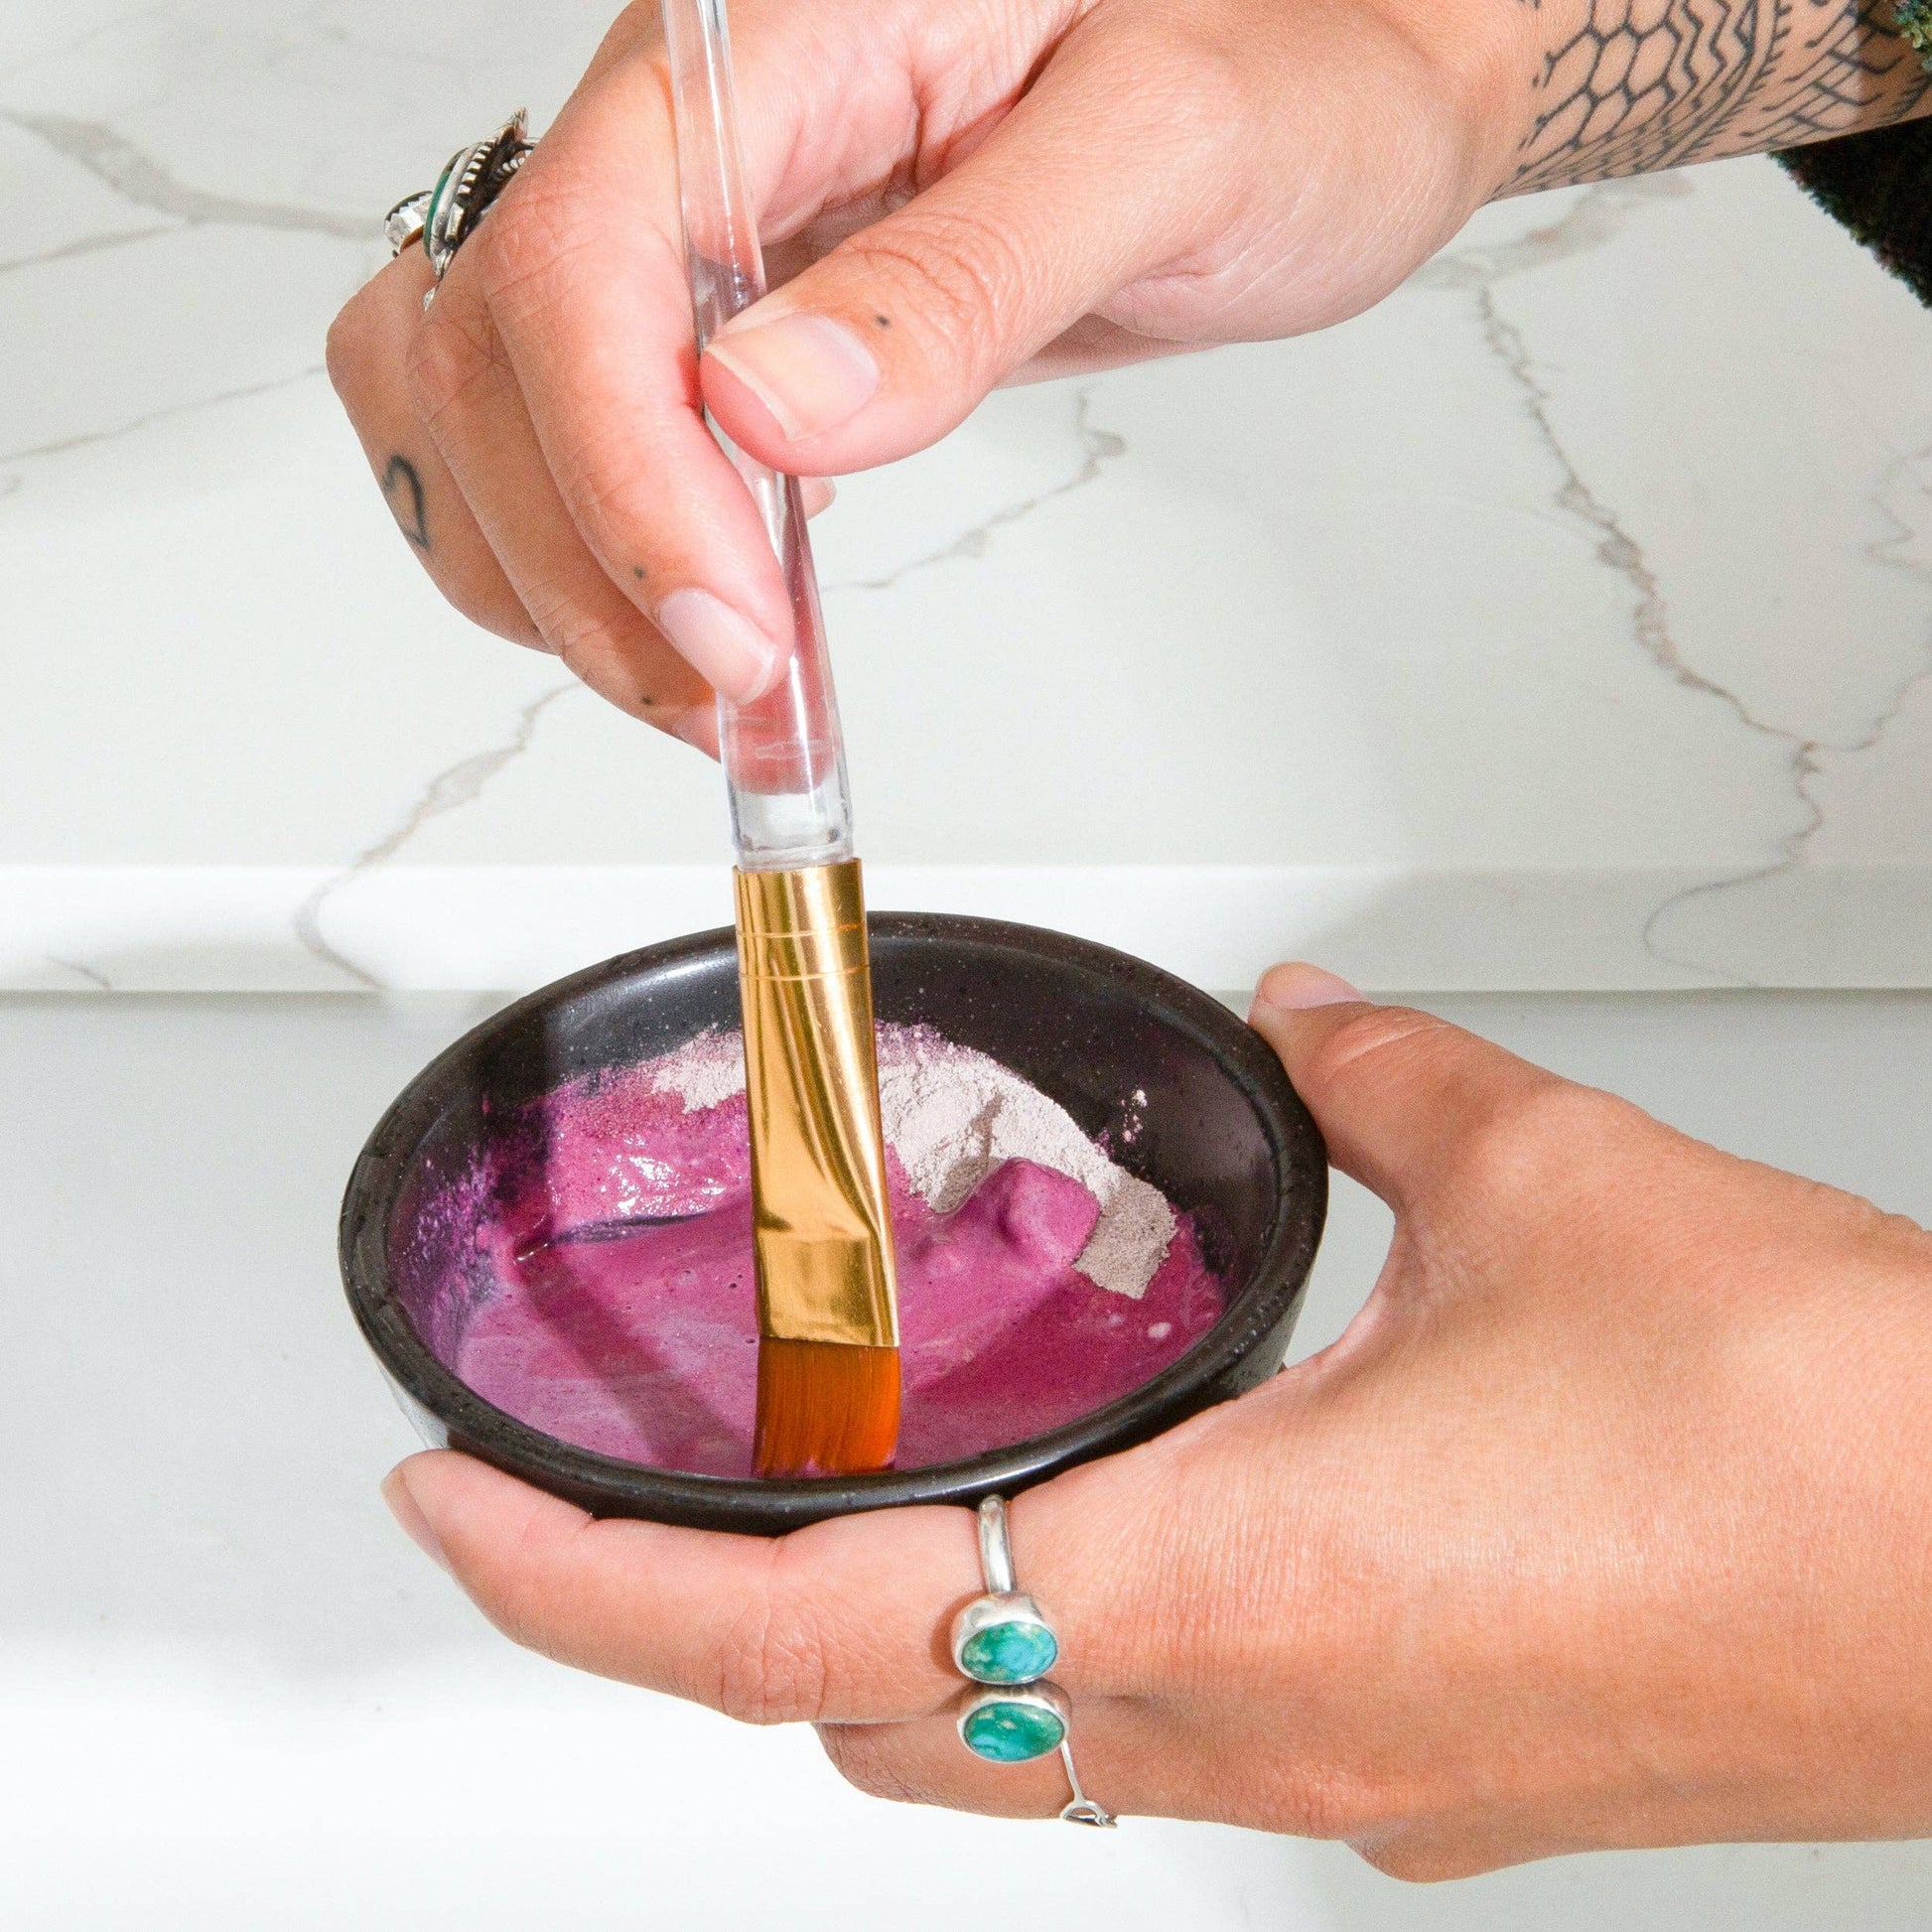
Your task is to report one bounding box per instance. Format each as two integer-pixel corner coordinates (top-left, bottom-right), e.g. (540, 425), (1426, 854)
(1358, 0), (1547, 209)
(1626, 1227), (1932, 1850)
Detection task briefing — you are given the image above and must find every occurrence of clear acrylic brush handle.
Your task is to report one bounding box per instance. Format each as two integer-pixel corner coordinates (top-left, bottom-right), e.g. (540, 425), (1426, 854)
(662, 0), (853, 872)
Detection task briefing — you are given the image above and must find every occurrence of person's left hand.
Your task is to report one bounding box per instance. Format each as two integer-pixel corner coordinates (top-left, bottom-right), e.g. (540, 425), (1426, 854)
(380, 963), (1932, 1874)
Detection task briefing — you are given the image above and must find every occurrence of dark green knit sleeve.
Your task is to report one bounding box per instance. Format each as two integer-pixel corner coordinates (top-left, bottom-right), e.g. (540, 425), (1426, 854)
(1778, 119), (1932, 307)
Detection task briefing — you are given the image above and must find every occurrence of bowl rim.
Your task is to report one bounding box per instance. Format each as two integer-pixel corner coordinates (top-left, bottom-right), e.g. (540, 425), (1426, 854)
(340, 911), (1325, 1532)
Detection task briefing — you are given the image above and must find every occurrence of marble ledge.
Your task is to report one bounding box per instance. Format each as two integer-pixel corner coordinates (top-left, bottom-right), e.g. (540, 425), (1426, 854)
(6, 865), (1928, 997)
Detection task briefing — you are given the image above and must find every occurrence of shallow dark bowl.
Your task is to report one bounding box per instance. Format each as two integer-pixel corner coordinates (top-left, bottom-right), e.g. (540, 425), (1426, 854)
(340, 913), (1325, 1535)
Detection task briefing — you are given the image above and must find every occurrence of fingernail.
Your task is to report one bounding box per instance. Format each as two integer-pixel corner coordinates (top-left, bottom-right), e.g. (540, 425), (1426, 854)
(800, 477), (837, 518)
(655, 589), (784, 704)
(381, 1464), (452, 1575)
(707, 313), (880, 442)
(1249, 963), (1363, 1018)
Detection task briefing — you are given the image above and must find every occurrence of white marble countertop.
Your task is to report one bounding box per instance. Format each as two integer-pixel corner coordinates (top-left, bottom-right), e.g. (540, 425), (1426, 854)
(5, 3), (1932, 994)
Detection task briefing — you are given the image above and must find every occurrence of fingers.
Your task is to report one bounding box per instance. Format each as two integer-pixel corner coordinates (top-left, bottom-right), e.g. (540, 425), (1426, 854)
(431, 62), (796, 703)
(701, 16), (1219, 477)
(327, 251), (539, 648)
(383, 1436), (1180, 1730)
(384, 1450), (984, 1723)
(331, 223), (833, 747)
(1245, 963), (1567, 1212)
(337, 0), (1160, 704)
(406, 255), (721, 738)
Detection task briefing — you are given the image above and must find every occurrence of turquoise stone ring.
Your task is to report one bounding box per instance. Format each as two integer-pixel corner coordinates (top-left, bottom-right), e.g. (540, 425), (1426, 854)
(957, 1608), (1059, 1684)
(950, 1497), (1117, 1825)
(958, 1683), (1069, 1762)
(951, 1590), (1059, 1685)
(950, 1494), (1062, 1684)
(424, 112), (532, 280)
(386, 111), (535, 300)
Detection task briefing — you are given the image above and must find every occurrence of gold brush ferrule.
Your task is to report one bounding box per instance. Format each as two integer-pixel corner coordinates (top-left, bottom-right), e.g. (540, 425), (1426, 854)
(734, 859), (899, 1349)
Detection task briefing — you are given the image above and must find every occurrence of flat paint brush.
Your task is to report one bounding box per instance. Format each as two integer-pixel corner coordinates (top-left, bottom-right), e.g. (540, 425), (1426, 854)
(660, 0), (900, 1477)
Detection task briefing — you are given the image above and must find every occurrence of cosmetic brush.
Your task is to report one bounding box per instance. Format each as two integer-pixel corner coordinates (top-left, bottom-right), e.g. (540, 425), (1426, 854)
(661, 0), (900, 1477)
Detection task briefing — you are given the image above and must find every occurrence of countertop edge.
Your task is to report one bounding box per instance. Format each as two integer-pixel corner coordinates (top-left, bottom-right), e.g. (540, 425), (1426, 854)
(5, 865), (1928, 994)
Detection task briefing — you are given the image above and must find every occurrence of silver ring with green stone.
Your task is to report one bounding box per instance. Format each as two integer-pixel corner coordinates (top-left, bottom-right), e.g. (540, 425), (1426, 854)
(951, 1494), (1061, 1685)
(954, 1688), (1116, 1826)
(385, 111), (535, 308)
(957, 1678), (1069, 1762)
(422, 110), (533, 281)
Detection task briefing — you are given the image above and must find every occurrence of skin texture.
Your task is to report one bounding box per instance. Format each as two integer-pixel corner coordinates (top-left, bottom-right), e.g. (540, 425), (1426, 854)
(336, 0), (1932, 1868)
(324, 0), (1932, 740)
(386, 964), (1932, 1874)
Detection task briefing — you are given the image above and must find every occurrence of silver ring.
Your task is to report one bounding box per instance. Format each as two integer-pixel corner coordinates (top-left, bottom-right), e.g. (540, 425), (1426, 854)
(951, 1493), (1059, 1684)
(951, 1496), (1116, 1827)
(384, 111), (535, 298)
(383, 191), (432, 257)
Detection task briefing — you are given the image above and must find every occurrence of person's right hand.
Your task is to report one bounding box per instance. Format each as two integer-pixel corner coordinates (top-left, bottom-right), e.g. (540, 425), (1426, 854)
(325, 0), (1525, 746)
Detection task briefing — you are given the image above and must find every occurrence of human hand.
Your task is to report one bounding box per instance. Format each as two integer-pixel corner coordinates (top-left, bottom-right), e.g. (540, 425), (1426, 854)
(381, 963), (1932, 1875)
(325, 0), (1522, 745)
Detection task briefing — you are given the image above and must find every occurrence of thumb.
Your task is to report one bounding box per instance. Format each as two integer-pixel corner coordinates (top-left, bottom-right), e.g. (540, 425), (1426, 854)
(1246, 963), (1564, 1212)
(700, 39), (1206, 474)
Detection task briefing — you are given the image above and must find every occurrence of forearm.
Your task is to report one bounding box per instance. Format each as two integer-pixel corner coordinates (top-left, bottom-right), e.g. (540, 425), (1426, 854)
(1498, 0), (1932, 195)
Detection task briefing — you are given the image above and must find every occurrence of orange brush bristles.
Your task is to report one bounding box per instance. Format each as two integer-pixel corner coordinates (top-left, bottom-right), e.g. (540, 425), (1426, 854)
(753, 1337), (900, 1478)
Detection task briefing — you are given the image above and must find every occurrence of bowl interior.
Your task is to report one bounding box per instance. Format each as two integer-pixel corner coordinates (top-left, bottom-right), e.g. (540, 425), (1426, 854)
(345, 914), (1324, 1531)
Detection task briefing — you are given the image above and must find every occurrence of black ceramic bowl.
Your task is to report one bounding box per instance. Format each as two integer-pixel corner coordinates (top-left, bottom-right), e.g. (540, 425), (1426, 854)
(341, 913), (1325, 1534)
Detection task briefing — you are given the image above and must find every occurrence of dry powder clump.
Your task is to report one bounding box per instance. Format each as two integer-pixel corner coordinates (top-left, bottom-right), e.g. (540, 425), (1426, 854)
(648, 1024), (1175, 1299)
(873, 1027), (1174, 1299)
(645, 1028), (747, 1113)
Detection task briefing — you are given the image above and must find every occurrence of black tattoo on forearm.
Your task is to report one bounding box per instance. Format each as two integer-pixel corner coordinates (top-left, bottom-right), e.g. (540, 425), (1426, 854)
(1511, 0), (1932, 194)
(1748, 0), (1932, 144)
(381, 452), (431, 551)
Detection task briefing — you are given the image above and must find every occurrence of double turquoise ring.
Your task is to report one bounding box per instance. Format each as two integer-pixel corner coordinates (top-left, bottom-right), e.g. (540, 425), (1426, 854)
(950, 1496), (1115, 1827)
